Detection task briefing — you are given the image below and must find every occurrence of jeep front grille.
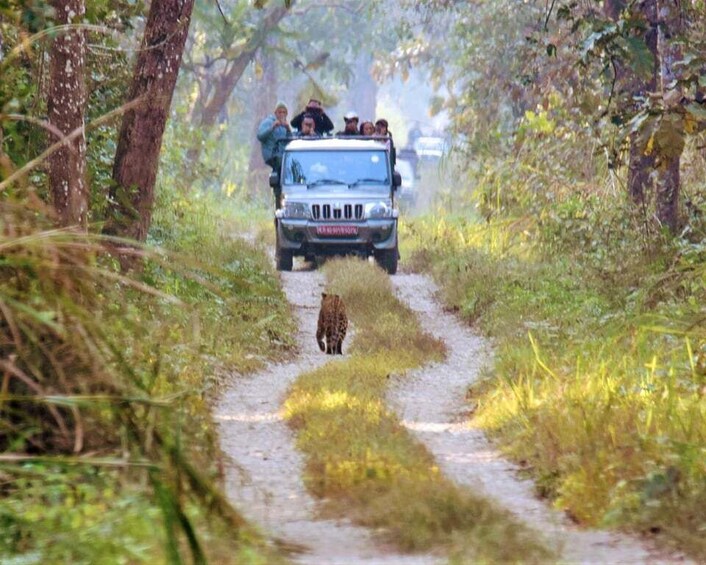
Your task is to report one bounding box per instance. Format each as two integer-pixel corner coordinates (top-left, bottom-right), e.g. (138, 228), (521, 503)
(311, 203), (364, 221)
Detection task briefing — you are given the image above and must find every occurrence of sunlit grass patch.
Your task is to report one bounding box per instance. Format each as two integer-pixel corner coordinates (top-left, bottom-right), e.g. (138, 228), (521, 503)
(0, 194), (293, 563)
(284, 258), (553, 562)
(404, 212), (706, 559)
(476, 335), (706, 545)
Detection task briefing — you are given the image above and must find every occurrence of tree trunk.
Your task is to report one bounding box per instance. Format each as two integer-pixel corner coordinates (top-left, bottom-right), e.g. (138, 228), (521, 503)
(347, 53), (377, 122)
(655, 157), (680, 230)
(106, 0), (195, 242)
(653, 0), (683, 232)
(624, 0), (658, 206)
(47, 0), (88, 228)
(248, 49), (277, 173)
(627, 139), (654, 205)
(197, 6), (289, 131)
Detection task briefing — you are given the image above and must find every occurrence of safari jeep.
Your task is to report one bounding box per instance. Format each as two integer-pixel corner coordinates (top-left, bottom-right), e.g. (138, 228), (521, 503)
(269, 138), (401, 274)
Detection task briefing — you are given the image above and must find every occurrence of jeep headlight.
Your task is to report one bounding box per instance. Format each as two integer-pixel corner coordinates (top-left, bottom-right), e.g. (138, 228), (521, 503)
(281, 201), (310, 219)
(365, 201), (393, 219)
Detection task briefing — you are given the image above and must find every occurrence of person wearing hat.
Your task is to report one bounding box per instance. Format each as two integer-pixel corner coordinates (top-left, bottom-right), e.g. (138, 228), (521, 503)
(337, 111), (360, 136)
(256, 101), (292, 172)
(375, 118), (396, 167)
(290, 98), (334, 136)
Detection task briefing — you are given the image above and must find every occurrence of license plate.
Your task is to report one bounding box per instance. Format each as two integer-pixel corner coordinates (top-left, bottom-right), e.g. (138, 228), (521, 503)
(316, 225), (358, 237)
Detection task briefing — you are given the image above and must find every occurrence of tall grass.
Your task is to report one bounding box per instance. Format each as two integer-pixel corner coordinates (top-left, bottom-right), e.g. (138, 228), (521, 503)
(404, 207), (706, 559)
(284, 258), (554, 563)
(0, 193), (292, 563)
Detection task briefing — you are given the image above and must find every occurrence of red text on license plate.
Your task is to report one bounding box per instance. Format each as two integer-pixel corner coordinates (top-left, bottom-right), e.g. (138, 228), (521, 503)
(316, 225), (358, 236)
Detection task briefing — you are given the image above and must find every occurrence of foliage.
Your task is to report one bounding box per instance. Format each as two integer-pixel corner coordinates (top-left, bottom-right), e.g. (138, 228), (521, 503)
(0, 0), (144, 221)
(284, 258), (554, 563)
(403, 190), (706, 558)
(0, 466), (164, 562)
(0, 191), (293, 562)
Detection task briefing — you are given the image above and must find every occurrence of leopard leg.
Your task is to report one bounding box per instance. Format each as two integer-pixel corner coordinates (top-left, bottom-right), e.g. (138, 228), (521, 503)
(325, 329), (334, 354)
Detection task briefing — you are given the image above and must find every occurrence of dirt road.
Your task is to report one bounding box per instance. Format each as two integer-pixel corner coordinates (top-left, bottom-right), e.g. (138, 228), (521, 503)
(215, 265), (687, 564)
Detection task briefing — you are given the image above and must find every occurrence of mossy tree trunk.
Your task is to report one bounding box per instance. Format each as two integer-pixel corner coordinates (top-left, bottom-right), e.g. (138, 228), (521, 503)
(106, 0), (195, 242)
(652, 0), (683, 232)
(47, 0), (87, 228)
(626, 0), (658, 207)
(248, 48), (277, 174)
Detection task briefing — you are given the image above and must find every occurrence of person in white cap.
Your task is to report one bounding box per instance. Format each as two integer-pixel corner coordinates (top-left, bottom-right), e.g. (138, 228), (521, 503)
(337, 111), (359, 136)
(256, 101), (292, 171)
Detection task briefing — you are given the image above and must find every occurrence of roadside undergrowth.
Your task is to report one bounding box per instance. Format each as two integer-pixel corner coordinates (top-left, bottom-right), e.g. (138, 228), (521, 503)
(402, 211), (706, 560)
(283, 258), (554, 563)
(1, 193), (293, 563)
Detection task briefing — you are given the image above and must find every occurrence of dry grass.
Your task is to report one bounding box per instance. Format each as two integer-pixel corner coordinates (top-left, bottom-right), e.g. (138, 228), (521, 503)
(403, 212), (706, 560)
(284, 257), (554, 562)
(0, 196), (290, 563)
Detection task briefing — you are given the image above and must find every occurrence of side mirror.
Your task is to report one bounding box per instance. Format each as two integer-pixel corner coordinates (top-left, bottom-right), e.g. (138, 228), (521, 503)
(269, 172), (280, 188)
(392, 171), (402, 189)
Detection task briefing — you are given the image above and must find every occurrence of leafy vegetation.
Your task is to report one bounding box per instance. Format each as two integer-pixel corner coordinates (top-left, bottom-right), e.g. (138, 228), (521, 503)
(3, 0), (705, 560)
(0, 189), (294, 562)
(402, 119), (706, 559)
(284, 258), (554, 563)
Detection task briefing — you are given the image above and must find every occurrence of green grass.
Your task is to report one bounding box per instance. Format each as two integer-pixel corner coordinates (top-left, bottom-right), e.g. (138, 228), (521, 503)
(403, 213), (706, 560)
(283, 258), (555, 563)
(0, 193), (293, 563)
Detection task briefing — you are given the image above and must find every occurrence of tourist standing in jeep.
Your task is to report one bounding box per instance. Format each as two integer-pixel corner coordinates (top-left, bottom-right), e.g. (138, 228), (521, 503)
(337, 111), (360, 136)
(290, 99), (334, 136)
(257, 101), (292, 171)
(296, 114), (320, 138)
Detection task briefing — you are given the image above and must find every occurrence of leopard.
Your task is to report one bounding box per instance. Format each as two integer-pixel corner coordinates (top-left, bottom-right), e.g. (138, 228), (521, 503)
(316, 292), (348, 355)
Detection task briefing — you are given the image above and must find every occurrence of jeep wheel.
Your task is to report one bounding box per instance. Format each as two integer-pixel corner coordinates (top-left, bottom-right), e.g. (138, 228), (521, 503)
(275, 230), (293, 271)
(375, 244), (398, 275)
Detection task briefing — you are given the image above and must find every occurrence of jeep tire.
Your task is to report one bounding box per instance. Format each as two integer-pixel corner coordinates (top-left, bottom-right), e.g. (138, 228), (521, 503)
(375, 242), (398, 275)
(275, 228), (293, 271)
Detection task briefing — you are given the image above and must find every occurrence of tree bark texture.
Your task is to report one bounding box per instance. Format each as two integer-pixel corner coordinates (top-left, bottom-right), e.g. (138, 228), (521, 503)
(615, 0), (658, 205)
(653, 0), (683, 232)
(347, 53), (377, 123)
(47, 0), (88, 228)
(248, 49), (278, 173)
(108, 0), (195, 242)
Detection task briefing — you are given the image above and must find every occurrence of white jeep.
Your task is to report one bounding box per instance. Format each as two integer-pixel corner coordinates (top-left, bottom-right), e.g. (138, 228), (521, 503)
(269, 138), (401, 274)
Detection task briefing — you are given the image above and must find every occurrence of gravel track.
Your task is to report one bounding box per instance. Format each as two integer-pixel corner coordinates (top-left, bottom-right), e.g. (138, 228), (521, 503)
(214, 267), (439, 565)
(388, 272), (689, 565)
(215, 263), (689, 564)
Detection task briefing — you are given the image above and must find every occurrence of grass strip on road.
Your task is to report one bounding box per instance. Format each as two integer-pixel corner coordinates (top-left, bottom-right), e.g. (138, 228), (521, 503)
(284, 258), (554, 563)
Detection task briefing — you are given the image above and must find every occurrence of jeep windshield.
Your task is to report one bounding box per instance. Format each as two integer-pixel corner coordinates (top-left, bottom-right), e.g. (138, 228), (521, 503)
(283, 149), (389, 190)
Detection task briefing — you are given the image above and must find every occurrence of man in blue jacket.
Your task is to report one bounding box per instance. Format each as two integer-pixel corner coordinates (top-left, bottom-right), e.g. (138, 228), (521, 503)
(257, 101), (292, 171)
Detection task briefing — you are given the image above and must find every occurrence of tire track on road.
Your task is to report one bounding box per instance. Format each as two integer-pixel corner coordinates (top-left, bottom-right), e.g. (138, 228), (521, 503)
(389, 272), (689, 565)
(215, 268), (438, 565)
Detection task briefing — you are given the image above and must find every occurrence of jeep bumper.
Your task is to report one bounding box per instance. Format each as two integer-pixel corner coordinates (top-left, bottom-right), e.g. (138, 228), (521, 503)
(277, 218), (397, 255)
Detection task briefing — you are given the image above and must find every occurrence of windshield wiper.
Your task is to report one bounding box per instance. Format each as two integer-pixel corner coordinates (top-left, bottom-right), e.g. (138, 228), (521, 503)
(307, 178), (348, 188)
(349, 178), (387, 187)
